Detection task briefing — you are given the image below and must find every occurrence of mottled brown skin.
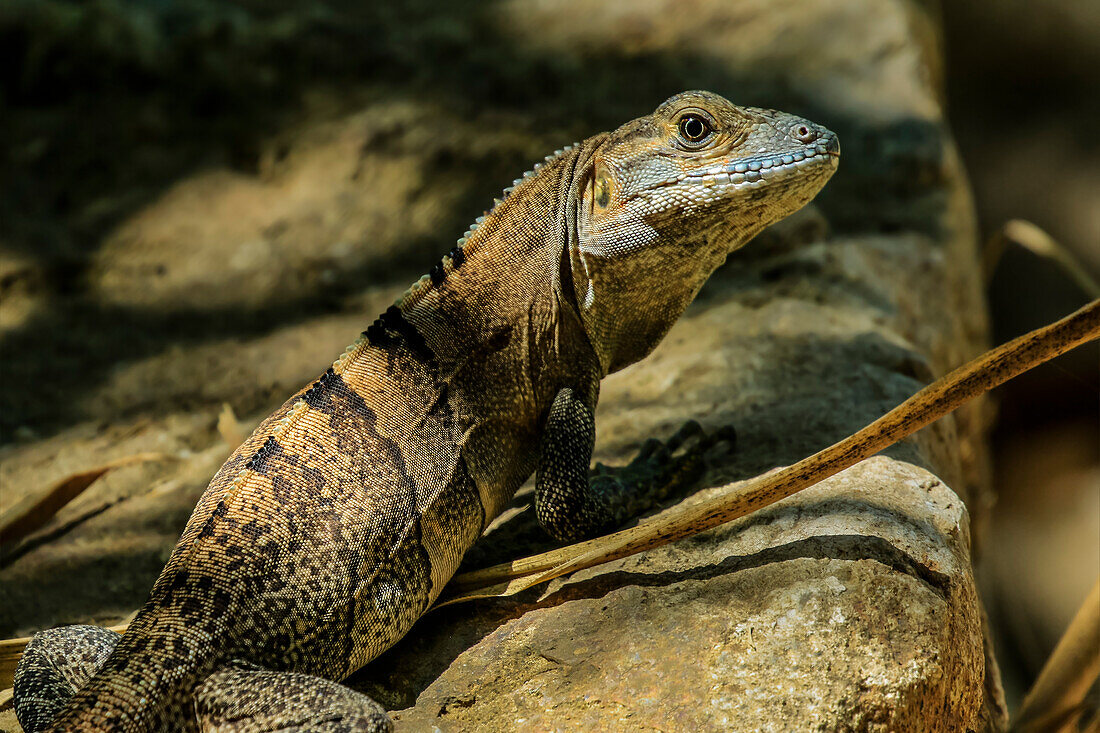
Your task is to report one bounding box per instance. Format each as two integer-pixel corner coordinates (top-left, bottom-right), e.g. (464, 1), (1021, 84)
(14, 91), (838, 732)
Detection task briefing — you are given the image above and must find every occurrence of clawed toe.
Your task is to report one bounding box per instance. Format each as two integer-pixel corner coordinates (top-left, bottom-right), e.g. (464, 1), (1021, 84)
(632, 437), (666, 462)
(657, 420), (735, 461)
(706, 424), (737, 452)
(663, 419), (705, 454)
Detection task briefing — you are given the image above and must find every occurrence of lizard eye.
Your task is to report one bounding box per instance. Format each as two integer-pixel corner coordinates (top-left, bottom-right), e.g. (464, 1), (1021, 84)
(677, 114), (713, 144)
(792, 123), (818, 143)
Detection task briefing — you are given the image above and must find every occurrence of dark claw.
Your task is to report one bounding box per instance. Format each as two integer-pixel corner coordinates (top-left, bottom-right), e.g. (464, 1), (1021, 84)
(704, 425), (737, 452)
(663, 419), (705, 454)
(633, 437), (665, 462)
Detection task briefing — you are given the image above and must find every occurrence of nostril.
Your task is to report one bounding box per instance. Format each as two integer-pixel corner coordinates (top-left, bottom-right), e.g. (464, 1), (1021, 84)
(792, 123), (818, 143)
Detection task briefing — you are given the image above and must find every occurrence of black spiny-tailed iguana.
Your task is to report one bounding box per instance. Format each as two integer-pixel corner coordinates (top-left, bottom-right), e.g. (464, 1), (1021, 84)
(13, 90), (838, 732)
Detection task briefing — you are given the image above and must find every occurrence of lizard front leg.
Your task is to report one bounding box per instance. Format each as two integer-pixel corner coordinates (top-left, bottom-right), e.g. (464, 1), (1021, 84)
(535, 387), (734, 543)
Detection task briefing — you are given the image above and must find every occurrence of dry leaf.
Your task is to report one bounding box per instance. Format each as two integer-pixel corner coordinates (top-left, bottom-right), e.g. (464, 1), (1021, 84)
(0, 453), (174, 549)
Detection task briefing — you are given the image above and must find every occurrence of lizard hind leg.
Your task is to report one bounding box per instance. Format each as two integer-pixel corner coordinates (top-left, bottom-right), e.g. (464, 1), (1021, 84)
(195, 663), (392, 733)
(13, 624), (122, 733)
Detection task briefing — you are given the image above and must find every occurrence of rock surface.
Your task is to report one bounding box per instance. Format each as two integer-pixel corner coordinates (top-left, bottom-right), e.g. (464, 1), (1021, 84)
(389, 459), (979, 731)
(0, 0), (1006, 730)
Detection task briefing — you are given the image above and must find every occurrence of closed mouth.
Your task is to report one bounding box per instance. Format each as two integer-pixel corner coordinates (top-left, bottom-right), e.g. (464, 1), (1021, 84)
(649, 142), (838, 197)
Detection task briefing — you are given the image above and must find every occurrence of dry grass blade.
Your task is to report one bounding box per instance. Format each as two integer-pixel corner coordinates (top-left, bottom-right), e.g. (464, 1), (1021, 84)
(0, 453), (175, 550)
(984, 219), (1100, 298)
(440, 298), (1100, 604)
(1011, 576), (1100, 733)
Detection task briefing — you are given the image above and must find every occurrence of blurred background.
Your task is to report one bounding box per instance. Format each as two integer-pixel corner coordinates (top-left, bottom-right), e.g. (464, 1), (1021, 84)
(0, 0), (1096, 720)
(941, 0), (1099, 710)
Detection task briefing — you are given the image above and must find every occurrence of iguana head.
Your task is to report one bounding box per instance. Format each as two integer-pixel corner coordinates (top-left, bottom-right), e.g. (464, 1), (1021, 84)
(566, 90), (839, 374)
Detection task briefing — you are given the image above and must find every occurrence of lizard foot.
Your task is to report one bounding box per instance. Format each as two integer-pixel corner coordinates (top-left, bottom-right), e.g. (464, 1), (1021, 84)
(535, 388), (735, 543)
(13, 624), (122, 733)
(592, 420), (737, 526)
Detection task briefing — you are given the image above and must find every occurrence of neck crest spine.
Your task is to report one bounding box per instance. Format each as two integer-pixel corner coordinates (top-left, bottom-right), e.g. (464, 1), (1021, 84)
(375, 143), (578, 319)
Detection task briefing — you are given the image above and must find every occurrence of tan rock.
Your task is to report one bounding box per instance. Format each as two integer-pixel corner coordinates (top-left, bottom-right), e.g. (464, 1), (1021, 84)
(88, 103), (548, 311)
(393, 458), (981, 732)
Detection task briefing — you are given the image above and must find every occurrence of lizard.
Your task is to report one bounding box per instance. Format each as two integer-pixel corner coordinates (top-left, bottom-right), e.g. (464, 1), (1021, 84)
(12, 90), (838, 732)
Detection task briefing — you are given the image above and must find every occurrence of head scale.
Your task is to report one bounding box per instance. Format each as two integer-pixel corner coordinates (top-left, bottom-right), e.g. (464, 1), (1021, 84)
(565, 90), (839, 374)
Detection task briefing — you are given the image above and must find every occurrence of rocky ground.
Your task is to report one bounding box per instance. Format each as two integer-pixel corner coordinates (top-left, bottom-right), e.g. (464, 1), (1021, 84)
(1, 0), (1010, 729)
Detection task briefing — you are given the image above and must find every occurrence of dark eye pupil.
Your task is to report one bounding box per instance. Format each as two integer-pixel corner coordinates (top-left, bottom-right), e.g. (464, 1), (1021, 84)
(680, 116), (709, 142)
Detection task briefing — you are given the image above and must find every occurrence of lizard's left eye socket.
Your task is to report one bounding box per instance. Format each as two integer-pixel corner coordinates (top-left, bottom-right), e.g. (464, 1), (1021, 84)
(677, 114), (713, 144)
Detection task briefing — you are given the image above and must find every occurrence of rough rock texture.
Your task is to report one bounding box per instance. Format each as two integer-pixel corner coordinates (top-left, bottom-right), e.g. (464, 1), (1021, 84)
(388, 460), (978, 731)
(0, 0), (1006, 730)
